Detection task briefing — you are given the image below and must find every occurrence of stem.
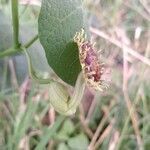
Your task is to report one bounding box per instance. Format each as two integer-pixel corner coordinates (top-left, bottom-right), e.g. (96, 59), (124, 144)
(0, 35), (39, 58)
(24, 34), (39, 48)
(0, 1), (38, 59)
(23, 47), (53, 84)
(11, 0), (20, 48)
(0, 48), (19, 58)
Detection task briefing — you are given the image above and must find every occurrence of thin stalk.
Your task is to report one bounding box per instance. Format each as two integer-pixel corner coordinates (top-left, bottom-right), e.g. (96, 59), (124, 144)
(0, 35), (38, 58)
(23, 47), (53, 84)
(24, 34), (39, 48)
(0, 48), (19, 58)
(11, 0), (20, 48)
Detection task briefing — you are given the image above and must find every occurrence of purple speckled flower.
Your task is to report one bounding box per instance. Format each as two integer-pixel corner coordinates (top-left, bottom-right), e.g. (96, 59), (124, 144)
(74, 29), (109, 91)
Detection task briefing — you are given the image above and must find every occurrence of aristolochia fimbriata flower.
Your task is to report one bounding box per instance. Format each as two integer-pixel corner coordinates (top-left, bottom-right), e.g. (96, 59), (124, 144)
(74, 29), (109, 92)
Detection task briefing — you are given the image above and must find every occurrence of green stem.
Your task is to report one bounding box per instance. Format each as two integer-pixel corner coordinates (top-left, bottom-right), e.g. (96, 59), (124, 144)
(24, 34), (39, 48)
(0, 35), (39, 58)
(0, 48), (19, 58)
(11, 0), (20, 48)
(23, 47), (53, 84)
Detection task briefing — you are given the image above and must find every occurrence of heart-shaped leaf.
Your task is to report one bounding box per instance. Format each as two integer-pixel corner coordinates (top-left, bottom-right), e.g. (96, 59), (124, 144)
(38, 0), (88, 86)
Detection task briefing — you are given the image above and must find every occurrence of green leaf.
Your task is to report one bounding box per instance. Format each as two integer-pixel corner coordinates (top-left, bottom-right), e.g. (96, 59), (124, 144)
(57, 143), (69, 150)
(38, 0), (88, 85)
(60, 119), (75, 135)
(56, 119), (75, 141)
(67, 133), (89, 150)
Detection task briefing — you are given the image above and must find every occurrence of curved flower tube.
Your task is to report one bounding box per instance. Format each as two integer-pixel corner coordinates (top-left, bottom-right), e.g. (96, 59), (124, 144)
(49, 72), (85, 115)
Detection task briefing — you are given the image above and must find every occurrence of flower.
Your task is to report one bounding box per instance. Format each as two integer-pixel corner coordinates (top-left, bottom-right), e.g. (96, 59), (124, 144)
(74, 29), (110, 91)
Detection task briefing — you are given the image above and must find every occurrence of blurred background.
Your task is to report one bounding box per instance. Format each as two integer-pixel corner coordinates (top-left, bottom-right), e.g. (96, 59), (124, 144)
(0, 0), (150, 149)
